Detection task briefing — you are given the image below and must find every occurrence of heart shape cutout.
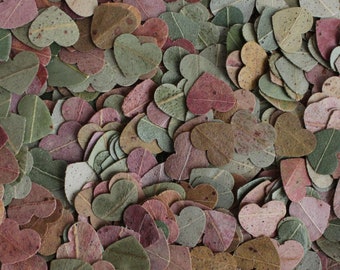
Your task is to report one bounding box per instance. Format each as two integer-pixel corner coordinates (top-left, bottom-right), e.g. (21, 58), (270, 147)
(238, 41), (268, 90)
(133, 18), (169, 48)
(191, 122), (235, 167)
(0, 146), (20, 185)
(238, 200), (286, 237)
(91, 3), (141, 49)
(29, 6), (80, 47)
(164, 132), (209, 180)
(272, 7), (313, 53)
(39, 121), (84, 163)
(271, 239), (304, 270)
(65, 0), (98, 17)
(154, 83), (187, 121)
(231, 110), (276, 155)
(92, 180), (138, 222)
(175, 206), (206, 247)
(0, 218), (41, 264)
(56, 221), (103, 264)
(191, 246), (237, 269)
(0, 0), (38, 29)
(186, 72), (236, 115)
(114, 33), (162, 78)
(0, 51), (39, 95)
(275, 112), (317, 157)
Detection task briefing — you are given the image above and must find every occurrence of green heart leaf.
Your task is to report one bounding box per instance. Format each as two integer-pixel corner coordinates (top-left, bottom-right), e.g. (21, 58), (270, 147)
(0, 51), (39, 94)
(0, 29), (11, 61)
(17, 95), (53, 144)
(114, 33), (162, 78)
(92, 179), (138, 221)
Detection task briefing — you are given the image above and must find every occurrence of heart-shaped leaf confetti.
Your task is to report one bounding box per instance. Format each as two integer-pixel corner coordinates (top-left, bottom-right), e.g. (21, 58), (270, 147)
(0, 0), (38, 29)
(280, 158), (311, 202)
(92, 180), (138, 221)
(0, 218), (41, 265)
(176, 206), (206, 247)
(7, 182), (56, 225)
(272, 7), (313, 53)
(102, 236), (150, 270)
(91, 3), (141, 49)
(186, 72), (236, 115)
(39, 121), (84, 163)
(185, 183), (218, 209)
(271, 239), (304, 270)
(29, 6), (80, 47)
(0, 146), (20, 185)
(274, 112), (316, 157)
(203, 210), (237, 252)
(289, 196), (330, 241)
(165, 131), (209, 180)
(0, 29), (11, 62)
(233, 236), (280, 270)
(191, 122), (235, 167)
(50, 259), (92, 270)
(238, 200), (286, 237)
(127, 147), (158, 177)
(307, 128), (340, 175)
(124, 0), (166, 21)
(0, 51), (39, 95)
(114, 33), (162, 78)
(56, 221), (103, 264)
(238, 41), (268, 90)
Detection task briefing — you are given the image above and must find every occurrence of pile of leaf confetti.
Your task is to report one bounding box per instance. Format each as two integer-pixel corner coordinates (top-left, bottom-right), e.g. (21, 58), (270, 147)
(0, 0), (340, 269)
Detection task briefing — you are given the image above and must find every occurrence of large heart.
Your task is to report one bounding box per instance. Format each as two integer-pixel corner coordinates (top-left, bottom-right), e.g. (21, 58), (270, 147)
(272, 7), (313, 53)
(28, 6), (80, 47)
(0, 218), (41, 264)
(39, 121), (84, 163)
(175, 206), (206, 247)
(238, 201), (286, 237)
(114, 33), (162, 78)
(0, 51), (39, 95)
(271, 239), (304, 270)
(92, 180), (138, 222)
(0, 0), (38, 29)
(186, 72), (236, 115)
(275, 112), (317, 157)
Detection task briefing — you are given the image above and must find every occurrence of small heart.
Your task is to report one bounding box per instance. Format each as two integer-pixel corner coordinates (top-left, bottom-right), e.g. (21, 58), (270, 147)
(0, 51), (39, 95)
(272, 7), (313, 53)
(29, 6), (80, 47)
(56, 222), (103, 264)
(133, 17), (169, 48)
(39, 121), (84, 163)
(92, 180), (138, 222)
(175, 206), (206, 247)
(271, 239), (304, 270)
(0, 0), (38, 29)
(275, 112), (317, 157)
(191, 246), (237, 269)
(0, 219), (41, 265)
(238, 41), (268, 90)
(65, 0), (98, 17)
(231, 110), (276, 155)
(114, 33), (162, 78)
(238, 200), (286, 237)
(191, 122), (235, 167)
(154, 83), (186, 121)
(186, 72), (236, 115)
(91, 3), (141, 49)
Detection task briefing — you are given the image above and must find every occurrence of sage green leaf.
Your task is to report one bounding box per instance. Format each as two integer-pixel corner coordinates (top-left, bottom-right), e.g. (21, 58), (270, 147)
(17, 95), (53, 144)
(92, 180), (138, 221)
(211, 6), (243, 27)
(50, 259), (93, 270)
(103, 236), (150, 270)
(194, 22), (220, 51)
(47, 56), (88, 88)
(0, 113), (26, 154)
(114, 33), (162, 78)
(0, 29), (11, 61)
(159, 12), (199, 44)
(210, 0), (255, 22)
(29, 147), (68, 206)
(0, 51), (39, 94)
(307, 129), (340, 175)
(323, 218), (340, 242)
(316, 237), (340, 262)
(143, 182), (186, 199)
(257, 7), (278, 51)
(295, 251), (322, 270)
(179, 3), (211, 23)
(226, 24), (245, 54)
